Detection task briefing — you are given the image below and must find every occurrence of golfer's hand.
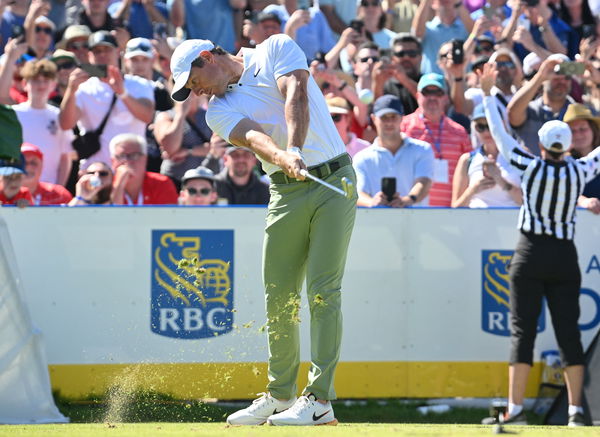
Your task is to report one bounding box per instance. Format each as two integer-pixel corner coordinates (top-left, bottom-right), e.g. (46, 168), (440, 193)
(279, 148), (307, 180)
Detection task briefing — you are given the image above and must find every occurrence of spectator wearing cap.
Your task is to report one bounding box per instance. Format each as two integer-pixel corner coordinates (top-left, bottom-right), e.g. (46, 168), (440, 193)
(168, 0), (244, 54)
(412, 0), (472, 75)
(110, 133), (178, 204)
(68, 160), (114, 205)
(507, 54), (577, 156)
(0, 154), (33, 206)
(327, 96), (371, 158)
(563, 103), (600, 214)
(479, 63), (599, 428)
(0, 59), (73, 186)
(179, 166), (217, 205)
(354, 94), (433, 207)
(49, 49), (78, 106)
(0, 0), (28, 55)
(215, 146), (269, 205)
(262, 1), (336, 62)
(24, 5), (55, 60)
(57, 25), (91, 64)
(21, 143), (73, 205)
(451, 104), (522, 208)
(108, 0), (168, 40)
(401, 72), (471, 206)
(59, 30), (154, 169)
(244, 11), (283, 46)
(373, 33), (421, 114)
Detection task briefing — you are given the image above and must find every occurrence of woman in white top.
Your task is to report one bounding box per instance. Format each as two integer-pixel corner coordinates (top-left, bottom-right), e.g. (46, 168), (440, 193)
(452, 104), (523, 208)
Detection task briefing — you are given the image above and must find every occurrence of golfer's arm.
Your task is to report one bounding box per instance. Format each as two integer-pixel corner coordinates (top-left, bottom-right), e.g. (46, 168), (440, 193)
(229, 118), (287, 168)
(276, 69), (310, 151)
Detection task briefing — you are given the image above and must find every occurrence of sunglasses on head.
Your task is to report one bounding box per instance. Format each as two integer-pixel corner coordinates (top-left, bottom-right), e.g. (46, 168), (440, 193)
(331, 114), (344, 122)
(360, 0), (379, 6)
(56, 61), (76, 70)
(186, 187), (212, 196)
(474, 122), (489, 132)
(421, 87), (445, 97)
(87, 170), (110, 177)
(35, 26), (53, 35)
(359, 55), (379, 63)
(394, 50), (419, 58)
(496, 60), (515, 69)
(67, 41), (89, 50)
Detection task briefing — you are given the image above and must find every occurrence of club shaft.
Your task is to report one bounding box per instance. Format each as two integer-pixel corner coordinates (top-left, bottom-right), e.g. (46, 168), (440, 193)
(299, 169), (346, 197)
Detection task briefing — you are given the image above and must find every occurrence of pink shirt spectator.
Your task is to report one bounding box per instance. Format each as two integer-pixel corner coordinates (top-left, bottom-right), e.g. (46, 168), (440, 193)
(345, 133), (371, 158)
(401, 109), (472, 206)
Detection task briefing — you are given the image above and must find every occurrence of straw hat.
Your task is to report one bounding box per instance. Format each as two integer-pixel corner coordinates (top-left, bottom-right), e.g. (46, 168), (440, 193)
(563, 103), (600, 129)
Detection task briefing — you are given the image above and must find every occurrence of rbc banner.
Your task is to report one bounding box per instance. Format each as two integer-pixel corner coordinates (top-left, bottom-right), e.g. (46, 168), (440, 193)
(151, 230), (234, 339)
(481, 250), (546, 337)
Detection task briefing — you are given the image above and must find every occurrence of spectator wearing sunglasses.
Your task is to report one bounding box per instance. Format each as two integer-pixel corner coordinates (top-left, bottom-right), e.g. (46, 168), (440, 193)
(49, 49), (78, 107)
(179, 166), (217, 206)
(356, 0), (397, 50)
(68, 160), (114, 205)
(56, 25), (91, 65)
(21, 143), (73, 205)
(401, 73), (471, 206)
(24, 7), (55, 60)
(507, 54), (578, 156)
(373, 33), (421, 114)
(352, 41), (380, 96)
(412, 0), (473, 75)
(327, 96), (371, 158)
(451, 104), (522, 207)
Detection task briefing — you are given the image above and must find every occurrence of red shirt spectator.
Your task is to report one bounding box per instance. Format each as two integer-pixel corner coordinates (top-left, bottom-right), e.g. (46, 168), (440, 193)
(32, 182), (73, 205)
(0, 186), (33, 205)
(119, 172), (179, 205)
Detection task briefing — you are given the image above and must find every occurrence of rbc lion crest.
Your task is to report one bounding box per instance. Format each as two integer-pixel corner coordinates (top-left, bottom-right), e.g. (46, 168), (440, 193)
(151, 230), (234, 339)
(481, 250), (546, 337)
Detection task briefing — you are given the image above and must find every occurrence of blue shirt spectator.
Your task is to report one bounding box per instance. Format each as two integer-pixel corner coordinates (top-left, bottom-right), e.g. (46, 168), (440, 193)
(421, 16), (468, 75)
(0, 10), (25, 55)
(512, 13), (578, 60)
(167, 0), (237, 53)
(108, 0), (169, 39)
(263, 4), (335, 62)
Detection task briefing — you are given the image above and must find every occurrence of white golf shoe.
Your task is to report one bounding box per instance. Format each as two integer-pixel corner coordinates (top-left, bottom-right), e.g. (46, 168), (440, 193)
(267, 393), (338, 426)
(226, 393), (296, 425)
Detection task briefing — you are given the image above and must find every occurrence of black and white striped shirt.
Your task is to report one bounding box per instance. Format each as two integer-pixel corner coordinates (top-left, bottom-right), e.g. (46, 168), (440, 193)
(484, 96), (600, 240)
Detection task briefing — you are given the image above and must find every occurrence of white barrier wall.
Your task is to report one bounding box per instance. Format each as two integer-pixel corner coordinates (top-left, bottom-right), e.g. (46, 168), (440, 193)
(1, 206), (599, 399)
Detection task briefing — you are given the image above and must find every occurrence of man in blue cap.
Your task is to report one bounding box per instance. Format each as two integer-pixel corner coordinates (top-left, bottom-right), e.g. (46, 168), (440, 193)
(353, 94), (434, 207)
(401, 72), (471, 206)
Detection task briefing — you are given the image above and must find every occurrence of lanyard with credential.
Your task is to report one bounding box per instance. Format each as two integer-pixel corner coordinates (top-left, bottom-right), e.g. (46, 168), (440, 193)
(421, 114), (444, 159)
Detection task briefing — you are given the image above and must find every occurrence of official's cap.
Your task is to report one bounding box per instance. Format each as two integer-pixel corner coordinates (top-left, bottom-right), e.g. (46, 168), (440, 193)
(171, 39), (215, 102)
(538, 120), (572, 153)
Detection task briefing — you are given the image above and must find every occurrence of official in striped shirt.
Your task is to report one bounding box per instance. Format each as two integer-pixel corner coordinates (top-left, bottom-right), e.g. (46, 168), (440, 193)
(480, 63), (600, 427)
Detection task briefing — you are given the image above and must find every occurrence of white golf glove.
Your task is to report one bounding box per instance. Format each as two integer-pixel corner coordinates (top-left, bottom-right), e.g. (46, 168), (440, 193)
(287, 146), (306, 164)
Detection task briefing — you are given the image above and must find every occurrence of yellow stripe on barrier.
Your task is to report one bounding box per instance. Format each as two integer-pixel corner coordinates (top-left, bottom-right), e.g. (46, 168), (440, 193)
(49, 361), (543, 399)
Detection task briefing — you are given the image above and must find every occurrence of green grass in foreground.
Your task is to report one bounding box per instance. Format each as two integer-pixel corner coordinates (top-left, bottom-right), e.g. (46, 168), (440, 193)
(0, 423), (597, 437)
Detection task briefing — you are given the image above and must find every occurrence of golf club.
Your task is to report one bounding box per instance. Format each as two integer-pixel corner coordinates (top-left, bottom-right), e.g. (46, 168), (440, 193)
(299, 169), (353, 199)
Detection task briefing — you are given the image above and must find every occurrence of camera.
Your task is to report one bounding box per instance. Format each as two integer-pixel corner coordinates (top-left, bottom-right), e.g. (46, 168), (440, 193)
(350, 19), (364, 33)
(554, 62), (585, 76)
(451, 39), (464, 65)
(381, 177), (396, 202)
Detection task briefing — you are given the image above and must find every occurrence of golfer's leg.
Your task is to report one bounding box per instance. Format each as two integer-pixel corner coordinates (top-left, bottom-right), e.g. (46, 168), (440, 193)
(264, 182), (310, 400)
(304, 166), (357, 400)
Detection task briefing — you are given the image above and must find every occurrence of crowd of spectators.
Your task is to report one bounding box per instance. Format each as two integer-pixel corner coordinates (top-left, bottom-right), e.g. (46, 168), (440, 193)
(0, 0), (599, 212)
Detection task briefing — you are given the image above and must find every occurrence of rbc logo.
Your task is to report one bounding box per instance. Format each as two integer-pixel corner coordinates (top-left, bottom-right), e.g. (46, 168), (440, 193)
(151, 230), (234, 339)
(481, 250), (546, 336)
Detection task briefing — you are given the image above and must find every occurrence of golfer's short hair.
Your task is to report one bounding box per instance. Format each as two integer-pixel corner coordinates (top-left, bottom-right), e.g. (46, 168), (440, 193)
(191, 46), (228, 68)
(109, 133), (148, 156)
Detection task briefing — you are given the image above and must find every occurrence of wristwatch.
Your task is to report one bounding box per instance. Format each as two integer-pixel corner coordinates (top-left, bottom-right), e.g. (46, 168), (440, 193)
(538, 25), (546, 33)
(409, 194), (418, 203)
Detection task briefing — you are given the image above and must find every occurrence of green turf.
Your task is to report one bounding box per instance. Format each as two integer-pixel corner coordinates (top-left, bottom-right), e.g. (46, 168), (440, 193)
(0, 423), (597, 437)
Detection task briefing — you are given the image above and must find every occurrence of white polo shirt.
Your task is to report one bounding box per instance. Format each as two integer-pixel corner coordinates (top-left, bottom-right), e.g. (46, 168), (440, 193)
(353, 136), (434, 205)
(206, 34), (345, 176)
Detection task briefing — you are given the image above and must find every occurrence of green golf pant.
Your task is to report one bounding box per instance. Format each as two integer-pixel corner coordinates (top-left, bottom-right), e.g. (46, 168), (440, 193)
(263, 163), (356, 401)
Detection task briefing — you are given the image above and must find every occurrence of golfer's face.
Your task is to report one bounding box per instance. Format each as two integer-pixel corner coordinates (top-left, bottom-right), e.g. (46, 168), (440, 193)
(186, 62), (228, 98)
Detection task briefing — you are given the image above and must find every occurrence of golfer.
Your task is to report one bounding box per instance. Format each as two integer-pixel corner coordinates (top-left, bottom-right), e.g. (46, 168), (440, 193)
(170, 34), (357, 426)
(480, 63), (600, 427)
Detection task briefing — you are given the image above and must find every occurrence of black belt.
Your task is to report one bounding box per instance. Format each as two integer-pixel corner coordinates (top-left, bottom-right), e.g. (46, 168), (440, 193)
(270, 153), (351, 184)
